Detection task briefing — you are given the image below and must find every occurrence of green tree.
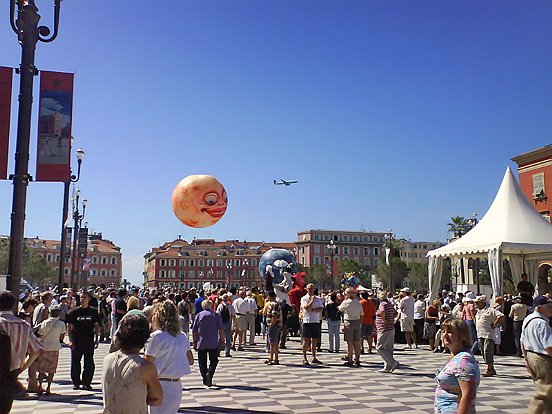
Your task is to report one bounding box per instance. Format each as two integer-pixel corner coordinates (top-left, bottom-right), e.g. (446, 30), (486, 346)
(338, 258), (362, 275)
(448, 216), (470, 238)
(405, 262), (429, 290)
(375, 257), (409, 291)
(304, 264), (327, 287)
(0, 238), (56, 287)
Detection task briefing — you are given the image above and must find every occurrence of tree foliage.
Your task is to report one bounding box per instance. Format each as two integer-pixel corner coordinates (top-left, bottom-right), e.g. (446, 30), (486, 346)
(375, 257), (409, 290)
(448, 216), (470, 238)
(0, 238), (56, 287)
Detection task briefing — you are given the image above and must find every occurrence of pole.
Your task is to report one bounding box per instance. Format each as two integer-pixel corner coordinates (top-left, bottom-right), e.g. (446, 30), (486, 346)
(6, 1), (40, 298)
(58, 181), (70, 289)
(70, 204), (79, 290)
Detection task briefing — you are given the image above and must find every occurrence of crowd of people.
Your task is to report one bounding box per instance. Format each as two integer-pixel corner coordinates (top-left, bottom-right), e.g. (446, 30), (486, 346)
(0, 273), (551, 414)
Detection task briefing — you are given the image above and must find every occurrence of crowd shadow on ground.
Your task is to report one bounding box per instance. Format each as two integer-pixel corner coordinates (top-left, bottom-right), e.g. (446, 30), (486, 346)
(178, 407), (285, 414)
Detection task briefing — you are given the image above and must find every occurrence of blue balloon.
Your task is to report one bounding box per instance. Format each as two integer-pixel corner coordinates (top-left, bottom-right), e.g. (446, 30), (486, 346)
(258, 248), (297, 286)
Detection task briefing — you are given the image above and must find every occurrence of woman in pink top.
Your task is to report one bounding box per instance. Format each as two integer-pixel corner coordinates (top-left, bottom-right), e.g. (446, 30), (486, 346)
(461, 296), (478, 353)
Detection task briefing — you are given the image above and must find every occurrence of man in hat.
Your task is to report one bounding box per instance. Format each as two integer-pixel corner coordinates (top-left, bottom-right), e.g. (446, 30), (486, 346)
(521, 295), (552, 413)
(509, 296), (529, 357)
(474, 295), (504, 377)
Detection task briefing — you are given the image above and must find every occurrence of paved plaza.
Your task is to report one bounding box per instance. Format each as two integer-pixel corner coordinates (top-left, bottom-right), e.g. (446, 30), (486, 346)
(12, 331), (535, 414)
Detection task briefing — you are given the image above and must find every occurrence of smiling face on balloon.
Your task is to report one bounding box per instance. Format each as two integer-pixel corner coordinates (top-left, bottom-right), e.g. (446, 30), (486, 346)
(171, 175), (228, 228)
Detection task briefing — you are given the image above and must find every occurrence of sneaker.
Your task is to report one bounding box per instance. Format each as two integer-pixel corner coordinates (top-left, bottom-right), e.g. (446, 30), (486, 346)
(72, 385), (80, 390)
(377, 368), (391, 373)
(302, 359), (310, 365)
(355, 361), (361, 367)
(389, 361), (400, 373)
(81, 385), (93, 391)
(343, 361), (353, 367)
(205, 374), (213, 387)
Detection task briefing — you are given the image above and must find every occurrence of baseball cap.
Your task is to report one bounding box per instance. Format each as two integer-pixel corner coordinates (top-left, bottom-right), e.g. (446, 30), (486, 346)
(533, 295), (551, 307)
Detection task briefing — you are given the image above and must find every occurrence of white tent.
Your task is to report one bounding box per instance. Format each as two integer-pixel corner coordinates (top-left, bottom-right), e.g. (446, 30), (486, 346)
(427, 167), (552, 300)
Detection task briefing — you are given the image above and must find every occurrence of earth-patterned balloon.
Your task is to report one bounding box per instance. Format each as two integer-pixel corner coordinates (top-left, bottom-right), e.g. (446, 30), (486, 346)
(258, 248), (297, 286)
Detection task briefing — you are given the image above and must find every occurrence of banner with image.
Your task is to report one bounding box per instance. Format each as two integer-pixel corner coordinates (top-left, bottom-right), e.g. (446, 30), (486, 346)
(0, 67), (13, 180)
(36, 71), (74, 182)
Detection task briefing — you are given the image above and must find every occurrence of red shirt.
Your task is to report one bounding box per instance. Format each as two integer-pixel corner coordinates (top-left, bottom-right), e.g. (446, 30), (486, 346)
(360, 299), (375, 325)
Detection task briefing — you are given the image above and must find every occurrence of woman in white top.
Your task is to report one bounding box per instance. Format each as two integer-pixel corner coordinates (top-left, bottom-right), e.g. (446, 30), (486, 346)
(36, 305), (66, 395)
(102, 314), (163, 414)
(145, 301), (194, 414)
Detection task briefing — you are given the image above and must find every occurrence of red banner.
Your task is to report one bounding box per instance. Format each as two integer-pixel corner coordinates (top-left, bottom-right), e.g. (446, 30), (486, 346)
(0, 67), (13, 180)
(36, 71), (74, 182)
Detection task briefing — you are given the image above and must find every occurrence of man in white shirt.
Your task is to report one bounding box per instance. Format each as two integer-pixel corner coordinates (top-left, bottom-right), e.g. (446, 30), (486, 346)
(300, 283), (324, 365)
(474, 295), (504, 377)
(399, 288), (416, 349)
(232, 290), (248, 351)
(521, 295), (552, 414)
(338, 288), (364, 367)
(244, 291), (257, 345)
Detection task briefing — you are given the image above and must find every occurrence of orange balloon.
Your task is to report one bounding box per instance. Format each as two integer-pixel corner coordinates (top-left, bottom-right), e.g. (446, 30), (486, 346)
(171, 175), (228, 228)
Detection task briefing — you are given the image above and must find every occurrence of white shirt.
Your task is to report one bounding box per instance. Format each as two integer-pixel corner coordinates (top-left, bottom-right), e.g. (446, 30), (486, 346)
(338, 298), (364, 321)
(232, 297), (249, 315)
(521, 310), (552, 356)
(414, 300), (426, 319)
(145, 330), (191, 378)
(300, 294), (324, 323)
(38, 317), (66, 351)
(399, 295), (415, 320)
(475, 306), (504, 340)
(244, 297), (257, 314)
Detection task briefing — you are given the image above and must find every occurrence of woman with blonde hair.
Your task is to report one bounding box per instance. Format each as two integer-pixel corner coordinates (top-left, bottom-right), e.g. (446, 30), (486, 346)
(145, 301), (194, 414)
(434, 318), (480, 414)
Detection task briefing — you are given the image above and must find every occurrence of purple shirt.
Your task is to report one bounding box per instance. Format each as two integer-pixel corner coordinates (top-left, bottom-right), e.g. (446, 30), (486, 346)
(192, 310), (223, 350)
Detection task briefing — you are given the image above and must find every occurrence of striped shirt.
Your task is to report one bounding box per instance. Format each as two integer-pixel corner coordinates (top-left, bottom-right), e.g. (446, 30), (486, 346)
(376, 300), (396, 333)
(0, 311), (41, 371)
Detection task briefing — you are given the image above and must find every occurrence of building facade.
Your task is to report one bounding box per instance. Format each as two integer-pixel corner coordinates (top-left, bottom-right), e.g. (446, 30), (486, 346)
(295, 229), (387, 275)
(512, 145), (552, 222)
(25, 233), (123, 288)
(143, 238), (296, 289)
(398, 239), (443, 267)
(512, 145), (552, 293)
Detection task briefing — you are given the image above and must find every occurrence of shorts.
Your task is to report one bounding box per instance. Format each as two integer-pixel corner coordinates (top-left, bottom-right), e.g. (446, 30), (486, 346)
(343, 319), (361, 342)
(236, 315), (247, 332)
(267, 326), (281, 344)
(361, 323), (374, 339)
(400, 318), (414, 332)
(302, 322), (321, 339)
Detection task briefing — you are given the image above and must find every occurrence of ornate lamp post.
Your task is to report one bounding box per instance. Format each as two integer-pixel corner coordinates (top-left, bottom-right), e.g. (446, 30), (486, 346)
(70, 190), (87, 290)
(326, 239), (337, 291)
(6, 0), (63, 297)
(58, 148), (84, 290)
(226, 262), (233, 289)
(384, 229), (395, 292)
(467, 213), (479, 292)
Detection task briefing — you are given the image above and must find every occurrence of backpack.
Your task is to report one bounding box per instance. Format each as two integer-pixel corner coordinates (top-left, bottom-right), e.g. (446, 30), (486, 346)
(220, 304), (231, 323)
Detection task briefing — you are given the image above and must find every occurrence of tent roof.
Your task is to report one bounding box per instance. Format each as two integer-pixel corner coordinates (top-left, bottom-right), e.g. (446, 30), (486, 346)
(428, 167), (552, 258)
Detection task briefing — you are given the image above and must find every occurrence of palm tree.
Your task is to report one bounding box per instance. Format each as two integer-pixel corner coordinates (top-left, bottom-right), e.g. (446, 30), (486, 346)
(448, 216), (470, 238)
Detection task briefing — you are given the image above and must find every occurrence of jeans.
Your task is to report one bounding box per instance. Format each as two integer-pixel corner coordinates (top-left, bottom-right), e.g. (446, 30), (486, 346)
(513, 321), (523, 356)
(71, 343), (95, 386)
(465, 319), (479, 353)
(197, 348), (219, 382)
(222, 321), (232, 354)
(327, 320), (341, 352)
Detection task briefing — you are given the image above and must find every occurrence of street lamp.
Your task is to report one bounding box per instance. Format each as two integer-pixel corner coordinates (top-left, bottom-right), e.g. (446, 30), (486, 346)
(226, 262), (233, 289)
(58, 148), (84, 290)
(70, 189), (87, 290)
(326, 239), (337, 291)
(384, 229), (395, 292)
(6, 0), (64, 298)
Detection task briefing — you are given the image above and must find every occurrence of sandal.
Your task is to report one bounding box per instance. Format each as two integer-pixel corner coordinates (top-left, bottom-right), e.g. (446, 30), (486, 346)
(302, 360), (310, 365)
(264, 359), (271, 364)
(269, 360), (280, 365)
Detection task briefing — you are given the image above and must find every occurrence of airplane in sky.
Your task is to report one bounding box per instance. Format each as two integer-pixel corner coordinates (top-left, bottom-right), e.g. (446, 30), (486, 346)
(273, 179), (298, 186)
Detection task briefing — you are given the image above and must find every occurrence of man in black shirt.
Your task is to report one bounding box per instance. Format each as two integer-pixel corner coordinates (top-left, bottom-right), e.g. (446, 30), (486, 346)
(67, 290), (100, 391)
(112, 288), (128, 333)
(517, 273), (535, 307)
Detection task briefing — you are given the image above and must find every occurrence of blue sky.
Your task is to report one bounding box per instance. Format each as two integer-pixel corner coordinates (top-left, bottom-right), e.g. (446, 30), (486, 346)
(0, 1), (551, 285)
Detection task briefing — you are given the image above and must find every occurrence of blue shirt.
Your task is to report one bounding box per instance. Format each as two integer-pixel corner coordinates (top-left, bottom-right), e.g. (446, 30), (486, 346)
(192, 310), (223, 350)
(194, 296), (205, 316)
(521, 310), (552, 355)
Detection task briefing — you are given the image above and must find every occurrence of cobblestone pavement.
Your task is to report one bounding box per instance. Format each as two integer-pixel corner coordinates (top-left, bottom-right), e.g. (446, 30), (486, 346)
(12, 332), (535, 414)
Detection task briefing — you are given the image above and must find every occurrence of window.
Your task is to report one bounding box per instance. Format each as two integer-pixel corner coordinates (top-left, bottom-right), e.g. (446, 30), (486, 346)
(102, 256), (108, 264)
(189, 271), (195, 278)
(46, 254), (52, 262)
(343, 246), (349, 255)
(160, 259), (166, 267)
(251, 259), (257, 266)
(180, 270), (186, 279)
(189, 259), (195, 267)
(314, 256), (321, 265)
(198, 259), (205, 267)
(364, 247), (369, 255)
(374, 247), (379, 256)
(372, 236), (379, 242)
(64, 268), (69, 274)
(169, 259), (176, 266)
(533, 173), (545, 196)
(234, 259), (240, 266)
(110, 269), (116, 277)
(363, 236), (368, 242)
(217, 270), (223, 278)
(55, 255), (60, 262)
(353, 247), (359, 255)
(111, 257), (117, 265)
(92, 256), (99, 264)
(314, 245), (320, 254)
(216, 259), (223, 266)
(353, 236), (358, 241)
(207, 259), (214, 267)
(301, 257), (305, 266)
(179, 259), (186, 266)
(423, 245), (427, 249)
(169, 270), (175, 278)
(101, 269), (107, 277)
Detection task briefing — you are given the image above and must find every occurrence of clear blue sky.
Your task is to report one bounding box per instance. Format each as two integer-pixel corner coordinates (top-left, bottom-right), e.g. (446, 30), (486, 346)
(1, 1), (551, 285)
